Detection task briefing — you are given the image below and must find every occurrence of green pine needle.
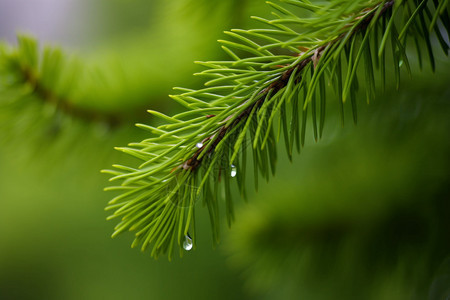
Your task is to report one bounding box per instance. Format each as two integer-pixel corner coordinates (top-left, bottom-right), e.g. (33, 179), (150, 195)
(104, 0), (449, 259)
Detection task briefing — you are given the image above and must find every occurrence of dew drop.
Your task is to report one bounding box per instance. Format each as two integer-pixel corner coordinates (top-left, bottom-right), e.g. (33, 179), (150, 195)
(230, 165), (237, 177)
(196, 142), (203, 148)
(183, 235), (193, 251)
(399, 60), (404, 67)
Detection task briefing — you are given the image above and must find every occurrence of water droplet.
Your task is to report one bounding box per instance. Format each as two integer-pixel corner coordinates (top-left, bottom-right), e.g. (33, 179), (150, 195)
(183, 235), (193, 251)
(196, 142), (203, 148)
(230, 165), (237, 177)
(399, 60), (404, 67)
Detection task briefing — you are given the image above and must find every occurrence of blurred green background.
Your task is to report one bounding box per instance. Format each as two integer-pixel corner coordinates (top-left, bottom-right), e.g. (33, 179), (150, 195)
(0, 0), (449, 299)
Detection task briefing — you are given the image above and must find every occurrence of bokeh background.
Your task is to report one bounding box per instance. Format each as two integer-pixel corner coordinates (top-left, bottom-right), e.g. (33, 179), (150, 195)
(0, 0), (449, 299)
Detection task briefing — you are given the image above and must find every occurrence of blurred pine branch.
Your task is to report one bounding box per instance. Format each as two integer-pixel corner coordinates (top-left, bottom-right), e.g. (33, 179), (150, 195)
(0, 36), (145, 126)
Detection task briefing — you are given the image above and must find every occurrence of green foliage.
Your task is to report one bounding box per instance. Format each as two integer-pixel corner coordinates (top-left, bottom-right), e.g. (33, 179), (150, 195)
(0, 35), (145, 128)
(103, 0), (449, 259)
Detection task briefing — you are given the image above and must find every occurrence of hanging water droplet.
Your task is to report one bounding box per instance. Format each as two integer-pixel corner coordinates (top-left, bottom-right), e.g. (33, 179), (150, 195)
(183, 235), (193, 251)
(399, 60), (404, 67)
(230, 165), (237, 177)
(196, 142), (203, 148)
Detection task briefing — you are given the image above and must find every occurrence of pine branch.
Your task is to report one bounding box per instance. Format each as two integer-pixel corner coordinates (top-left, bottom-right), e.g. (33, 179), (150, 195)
(181, 0), (396, 173)
(104, 0), (450, 259)
(0, 35), (148, 127)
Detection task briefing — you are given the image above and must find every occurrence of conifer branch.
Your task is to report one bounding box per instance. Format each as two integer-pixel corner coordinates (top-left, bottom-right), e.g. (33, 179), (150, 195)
(0, 36), (148, 127)
(104, 0), (449, 259)
(181, 0), (396, 173)
(19, 61), (124, 126)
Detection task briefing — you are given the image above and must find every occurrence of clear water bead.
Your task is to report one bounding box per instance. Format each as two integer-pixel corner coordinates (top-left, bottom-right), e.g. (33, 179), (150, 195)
(183, 235), (193, 251)
(230, 165), (237, 177)
(196, 142), (203, 148)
